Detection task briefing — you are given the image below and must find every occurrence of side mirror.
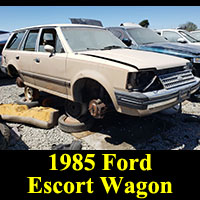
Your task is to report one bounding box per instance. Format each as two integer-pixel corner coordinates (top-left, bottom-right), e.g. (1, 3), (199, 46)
(177, 38), (187, 43)
(44, 45), (55, 53)
(122, 38), (132, 47)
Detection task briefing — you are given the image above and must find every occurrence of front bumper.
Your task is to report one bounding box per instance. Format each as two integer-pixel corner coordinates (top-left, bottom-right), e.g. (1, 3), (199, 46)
(115, 77), (200, 113)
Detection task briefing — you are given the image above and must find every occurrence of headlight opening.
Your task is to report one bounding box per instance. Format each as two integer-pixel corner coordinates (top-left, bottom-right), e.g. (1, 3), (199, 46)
(127, 71), (163, 92)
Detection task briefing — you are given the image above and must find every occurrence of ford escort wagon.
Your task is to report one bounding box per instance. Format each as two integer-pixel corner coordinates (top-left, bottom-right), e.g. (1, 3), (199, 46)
(2, 24), (200, 119)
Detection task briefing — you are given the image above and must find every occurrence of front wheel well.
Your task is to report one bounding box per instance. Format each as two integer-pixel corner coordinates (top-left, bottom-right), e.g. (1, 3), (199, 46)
(73, 78), (113, 107)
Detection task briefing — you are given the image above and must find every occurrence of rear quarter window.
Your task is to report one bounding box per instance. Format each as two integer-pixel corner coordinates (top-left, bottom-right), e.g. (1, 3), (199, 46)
(23, 30), (39, 51)
(6, 32), (25, 50)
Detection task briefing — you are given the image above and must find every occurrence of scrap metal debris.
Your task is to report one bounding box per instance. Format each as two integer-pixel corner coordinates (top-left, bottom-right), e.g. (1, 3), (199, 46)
(51, 140), (82, 150)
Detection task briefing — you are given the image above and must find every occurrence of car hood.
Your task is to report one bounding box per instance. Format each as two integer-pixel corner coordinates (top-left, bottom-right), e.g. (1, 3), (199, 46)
(139, 42), (200, 58)
(80, 48), (187, 70)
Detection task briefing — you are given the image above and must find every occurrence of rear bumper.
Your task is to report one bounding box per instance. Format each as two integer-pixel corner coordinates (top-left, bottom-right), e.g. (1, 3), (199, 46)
(115, 77), (200, 114)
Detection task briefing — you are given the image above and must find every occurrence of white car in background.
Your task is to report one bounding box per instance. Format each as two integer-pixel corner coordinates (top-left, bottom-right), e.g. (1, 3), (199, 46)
(190, 30), (200, 41)
(157, 29), (200, 46)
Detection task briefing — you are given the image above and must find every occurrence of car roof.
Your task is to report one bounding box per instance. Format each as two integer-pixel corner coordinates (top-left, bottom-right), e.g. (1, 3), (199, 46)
(14, 23), (104, 32)
(191, 30), (200, 33)
(157, 29), (187, 32)
(108, 26), (144, 30)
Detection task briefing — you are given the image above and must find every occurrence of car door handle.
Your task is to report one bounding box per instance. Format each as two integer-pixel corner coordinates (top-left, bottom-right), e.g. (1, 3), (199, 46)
(34, 58), (40, 63)
(16, 56), (19, 60)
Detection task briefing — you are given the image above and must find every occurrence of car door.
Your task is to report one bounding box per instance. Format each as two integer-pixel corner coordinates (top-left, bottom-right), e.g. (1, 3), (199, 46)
(32, 28), (67, 95)
(19, 29), (40, 85)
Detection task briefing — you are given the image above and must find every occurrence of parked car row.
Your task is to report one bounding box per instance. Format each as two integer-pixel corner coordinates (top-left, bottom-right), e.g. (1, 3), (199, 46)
(157, 29), (200, 46)
(1, 21), (200, 120)
(107, 24), (200, 78)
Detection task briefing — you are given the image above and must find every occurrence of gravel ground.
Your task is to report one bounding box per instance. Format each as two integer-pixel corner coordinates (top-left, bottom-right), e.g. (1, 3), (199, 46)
(1, 77), (200, 150)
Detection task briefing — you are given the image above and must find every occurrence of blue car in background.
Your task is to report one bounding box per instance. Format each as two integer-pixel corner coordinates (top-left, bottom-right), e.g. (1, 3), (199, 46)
(107, 24), (200, 77)
(0, 32), (10, 75)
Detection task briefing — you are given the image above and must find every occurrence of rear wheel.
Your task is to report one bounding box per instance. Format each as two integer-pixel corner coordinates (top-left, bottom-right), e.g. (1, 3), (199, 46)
(24, 86), (40, 102)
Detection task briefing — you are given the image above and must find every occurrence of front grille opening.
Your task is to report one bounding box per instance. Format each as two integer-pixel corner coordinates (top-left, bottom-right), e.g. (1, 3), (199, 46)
(158, 69), (195, 90)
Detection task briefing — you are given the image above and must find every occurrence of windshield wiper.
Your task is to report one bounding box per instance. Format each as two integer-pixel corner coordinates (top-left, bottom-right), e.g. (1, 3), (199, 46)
(102, 45), (124, 50)
(142, 42), (155, 45)
(86, 47), (99, 50)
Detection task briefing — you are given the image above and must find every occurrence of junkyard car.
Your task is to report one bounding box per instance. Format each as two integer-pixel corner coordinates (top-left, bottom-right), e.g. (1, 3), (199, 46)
(190, 30), (200, 41)
(107, 24), (200, 77)
(2, 24), (200, 119)
(157, 29), (200, 46)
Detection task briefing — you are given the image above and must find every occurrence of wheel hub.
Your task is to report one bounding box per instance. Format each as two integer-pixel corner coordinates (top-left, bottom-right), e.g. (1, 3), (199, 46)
(88, 99), (107, 119)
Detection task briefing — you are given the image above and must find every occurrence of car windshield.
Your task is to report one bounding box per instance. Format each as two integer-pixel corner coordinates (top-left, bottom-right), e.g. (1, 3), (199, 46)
(179, 30), (200, 43)
(61, 27), (127, 52)
(190, 32), (200, 40)
(127, 28), (167, 45)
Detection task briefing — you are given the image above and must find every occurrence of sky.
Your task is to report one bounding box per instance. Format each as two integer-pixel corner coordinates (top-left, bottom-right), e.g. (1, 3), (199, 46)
(0, 6), (200, 32)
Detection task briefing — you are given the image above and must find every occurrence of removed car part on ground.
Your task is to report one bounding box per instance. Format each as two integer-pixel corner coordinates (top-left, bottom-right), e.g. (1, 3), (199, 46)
(58, 114), (95, 133)
(0, 104), (59, 129)
(51, 140), (82, 150)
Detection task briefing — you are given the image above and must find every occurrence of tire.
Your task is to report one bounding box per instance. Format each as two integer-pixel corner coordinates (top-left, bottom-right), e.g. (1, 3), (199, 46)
(15, 99), (39, 108)
(0, 123), (10, 150)
(58, 114), (94, 133)
(64, 100), (87, 119)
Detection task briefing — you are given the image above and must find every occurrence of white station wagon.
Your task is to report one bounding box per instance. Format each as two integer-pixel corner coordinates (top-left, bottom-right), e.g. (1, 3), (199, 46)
(1, 24), (200, 119)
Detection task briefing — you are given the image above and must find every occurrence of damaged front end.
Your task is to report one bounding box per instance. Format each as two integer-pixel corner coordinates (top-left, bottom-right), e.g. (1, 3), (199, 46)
(116, 64), (200, 116)
(126, 69), (163, 92)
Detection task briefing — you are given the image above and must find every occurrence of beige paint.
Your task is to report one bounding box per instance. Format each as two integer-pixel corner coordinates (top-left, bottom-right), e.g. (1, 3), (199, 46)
(2, 24), (193, 117)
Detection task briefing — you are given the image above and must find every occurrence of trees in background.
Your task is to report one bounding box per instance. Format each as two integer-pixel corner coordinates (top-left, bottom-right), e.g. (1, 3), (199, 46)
(139, 20), (150, 28)
(138, 20), (198, 31)
(178, 22), (198, 32)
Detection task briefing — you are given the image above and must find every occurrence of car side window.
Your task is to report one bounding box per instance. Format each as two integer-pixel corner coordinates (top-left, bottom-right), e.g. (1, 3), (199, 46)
(23, 29), (39, 51)
(55, 36), (65, 53)
(162, 31), (181, 42)
(6, 32), (25, 50)
(39, 28), (65, 53)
